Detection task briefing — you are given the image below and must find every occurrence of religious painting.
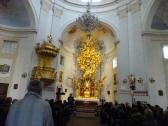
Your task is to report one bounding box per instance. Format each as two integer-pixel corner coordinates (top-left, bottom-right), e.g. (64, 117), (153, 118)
(0, 58), (12, 77)
(0, 64), (10, 74)
(13, 84), (18, 90)
(158, 90), (163, 96)
(59, 71), (63, 82)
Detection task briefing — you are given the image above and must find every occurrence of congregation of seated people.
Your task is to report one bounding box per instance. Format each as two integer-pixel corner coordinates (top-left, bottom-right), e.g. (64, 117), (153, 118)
(0, 97), (17, 126)
(46, 99), (75, 126)
(0, 97), (74, 126)
(98, 101), (168, 126)
(1, 85), (168, 126)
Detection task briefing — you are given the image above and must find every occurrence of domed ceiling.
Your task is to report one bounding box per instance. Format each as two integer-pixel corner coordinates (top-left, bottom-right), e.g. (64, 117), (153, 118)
(0, 0), (31, 27)
(151, 0), (168, 30)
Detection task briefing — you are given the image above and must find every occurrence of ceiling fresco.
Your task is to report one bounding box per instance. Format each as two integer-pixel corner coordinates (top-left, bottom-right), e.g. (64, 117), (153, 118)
(151, 0), (168, 30)
(0, 0), (30, 27)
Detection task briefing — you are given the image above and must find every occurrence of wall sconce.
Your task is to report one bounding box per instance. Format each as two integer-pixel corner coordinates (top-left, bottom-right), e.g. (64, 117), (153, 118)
(137, 77), (143, 84)
(149, 77), (155, 83)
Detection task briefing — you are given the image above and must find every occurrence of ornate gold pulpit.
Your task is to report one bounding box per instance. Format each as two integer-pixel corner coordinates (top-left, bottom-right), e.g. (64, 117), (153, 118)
(31, 35), (59, 86)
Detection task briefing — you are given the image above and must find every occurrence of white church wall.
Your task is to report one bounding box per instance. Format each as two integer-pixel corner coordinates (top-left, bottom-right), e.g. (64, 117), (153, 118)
(36, 7), (52, 43)
(117, 10), (130, 92)
(52, 10), (80, 44)
(102, 52), (115, 102)
(9, 34), (36, 99)
(144, 35), (168, 109)
(141, 0), (168, 109)
(0, 36), (17, 86)
(56, 48), (75, 101)
(117, 0), (151, 104)
(29, 0), (41, 21)
(128, 5), (147, 92)
(0, 29), (36, 100)
(164, 61), (168, 105)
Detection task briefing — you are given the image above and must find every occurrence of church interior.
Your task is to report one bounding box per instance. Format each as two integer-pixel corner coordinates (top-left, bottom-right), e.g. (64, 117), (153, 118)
(1, 0), (168, 126)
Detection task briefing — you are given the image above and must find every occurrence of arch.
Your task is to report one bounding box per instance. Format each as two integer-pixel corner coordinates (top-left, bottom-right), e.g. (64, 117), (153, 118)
(27, 0), (38, 29)
(59, 18), (118, 54)
(58, 18), (120, 41)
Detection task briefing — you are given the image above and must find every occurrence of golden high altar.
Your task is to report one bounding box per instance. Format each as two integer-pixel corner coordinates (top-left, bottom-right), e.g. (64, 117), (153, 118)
(71, 33), (105, 99)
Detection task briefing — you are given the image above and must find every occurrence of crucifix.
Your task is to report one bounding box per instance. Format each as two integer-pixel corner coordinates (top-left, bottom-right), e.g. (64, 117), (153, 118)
(56, 87), (65, 101)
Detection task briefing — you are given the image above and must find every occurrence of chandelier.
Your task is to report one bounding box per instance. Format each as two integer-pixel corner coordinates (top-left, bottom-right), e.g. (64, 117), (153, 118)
(76, 3), (100, 32)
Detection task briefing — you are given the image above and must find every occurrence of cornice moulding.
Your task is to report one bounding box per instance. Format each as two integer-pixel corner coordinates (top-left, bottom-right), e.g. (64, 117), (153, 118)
(142, 30), (168, 36)
(0, 25), (37, 34)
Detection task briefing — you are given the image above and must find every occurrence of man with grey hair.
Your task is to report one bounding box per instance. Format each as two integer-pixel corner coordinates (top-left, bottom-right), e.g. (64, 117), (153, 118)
(5, 80), (54, 126)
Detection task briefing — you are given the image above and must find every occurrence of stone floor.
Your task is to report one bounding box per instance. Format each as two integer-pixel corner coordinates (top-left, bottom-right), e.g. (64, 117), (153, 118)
(66, 113), (102, 126)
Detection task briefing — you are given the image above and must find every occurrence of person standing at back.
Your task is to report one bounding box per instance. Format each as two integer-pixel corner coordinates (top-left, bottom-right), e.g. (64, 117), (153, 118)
(5, 80), (54, 126)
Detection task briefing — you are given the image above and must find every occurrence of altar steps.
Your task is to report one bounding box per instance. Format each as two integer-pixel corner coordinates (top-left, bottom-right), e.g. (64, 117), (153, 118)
(75, 101), (98, 119)
(76, 106), (96, 113)
(75, 112), (96, 118)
